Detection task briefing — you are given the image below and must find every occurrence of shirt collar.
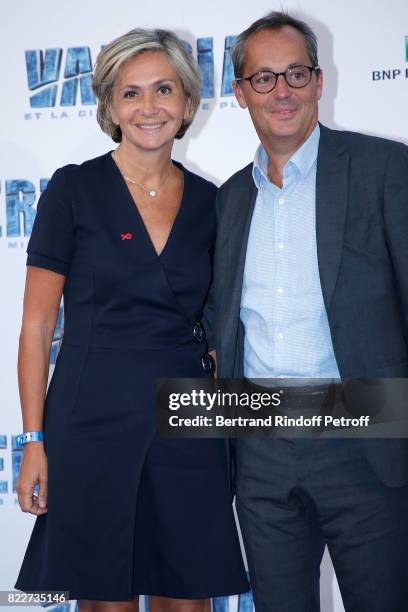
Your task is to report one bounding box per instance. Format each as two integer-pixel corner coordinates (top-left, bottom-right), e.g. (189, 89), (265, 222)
(252, 123), (320, 188)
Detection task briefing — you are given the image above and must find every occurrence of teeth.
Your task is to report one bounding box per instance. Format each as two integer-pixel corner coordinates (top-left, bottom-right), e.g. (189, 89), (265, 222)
(137, 123), (163, 129)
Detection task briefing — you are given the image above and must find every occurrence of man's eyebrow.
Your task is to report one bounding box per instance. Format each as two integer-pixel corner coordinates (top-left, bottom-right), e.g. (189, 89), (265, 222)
(251, 62), (307, 73)
(287, 62), (310, 68)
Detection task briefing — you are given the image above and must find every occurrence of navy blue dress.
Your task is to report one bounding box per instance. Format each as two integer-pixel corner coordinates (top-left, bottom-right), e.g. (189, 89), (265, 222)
(15, 153), (249, 601)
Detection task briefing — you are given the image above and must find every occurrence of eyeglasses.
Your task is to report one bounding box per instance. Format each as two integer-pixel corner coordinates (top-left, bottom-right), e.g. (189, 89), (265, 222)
(236, 65), (320, 94)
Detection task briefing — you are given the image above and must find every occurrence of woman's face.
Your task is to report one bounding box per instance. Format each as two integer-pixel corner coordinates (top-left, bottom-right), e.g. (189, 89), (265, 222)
(110, 51), (190, 154)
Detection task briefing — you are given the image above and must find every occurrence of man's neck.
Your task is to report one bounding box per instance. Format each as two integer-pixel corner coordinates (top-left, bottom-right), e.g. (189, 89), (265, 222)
(261, 122), (318, 188)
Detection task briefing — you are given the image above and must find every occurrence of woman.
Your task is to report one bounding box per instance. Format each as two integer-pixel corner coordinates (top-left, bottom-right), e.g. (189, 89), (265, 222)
(15, 28), (249, 612)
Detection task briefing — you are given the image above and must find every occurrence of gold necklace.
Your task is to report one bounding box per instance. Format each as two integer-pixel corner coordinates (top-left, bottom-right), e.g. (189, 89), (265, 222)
(113, 151), (172, 198)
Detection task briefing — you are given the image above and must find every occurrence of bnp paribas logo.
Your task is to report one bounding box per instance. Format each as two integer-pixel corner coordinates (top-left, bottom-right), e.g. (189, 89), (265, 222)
(372, 35), (408, 81)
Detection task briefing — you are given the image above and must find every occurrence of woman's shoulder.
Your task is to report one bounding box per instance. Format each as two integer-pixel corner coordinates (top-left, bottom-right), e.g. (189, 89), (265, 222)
(56, 151), (112, 183)
(40, 153), (112, 207)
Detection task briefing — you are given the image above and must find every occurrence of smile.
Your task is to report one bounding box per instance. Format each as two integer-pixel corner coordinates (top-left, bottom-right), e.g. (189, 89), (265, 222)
(136, 123), (166, 130)
(272, 108), (297, 116)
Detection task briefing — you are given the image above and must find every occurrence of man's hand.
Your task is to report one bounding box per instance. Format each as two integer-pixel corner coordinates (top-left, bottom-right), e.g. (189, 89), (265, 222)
(209, 350), (217, 378)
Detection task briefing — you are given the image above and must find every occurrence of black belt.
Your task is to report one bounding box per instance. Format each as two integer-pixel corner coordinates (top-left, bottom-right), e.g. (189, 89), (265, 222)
(278, 384), (342, 410)
(245, 380), (343, 410)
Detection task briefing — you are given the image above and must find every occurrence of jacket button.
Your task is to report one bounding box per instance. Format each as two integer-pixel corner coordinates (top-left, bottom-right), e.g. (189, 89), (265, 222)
(201, 354), (212, 374)
(193, 321), (205, 342)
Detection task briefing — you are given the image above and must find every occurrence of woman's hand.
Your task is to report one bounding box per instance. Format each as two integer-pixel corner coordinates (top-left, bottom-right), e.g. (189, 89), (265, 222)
(16, 443), (48, 515)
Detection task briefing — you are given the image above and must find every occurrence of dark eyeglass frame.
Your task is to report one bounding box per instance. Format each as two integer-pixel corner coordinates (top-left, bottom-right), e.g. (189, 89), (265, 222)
(236, 65), (320, 93)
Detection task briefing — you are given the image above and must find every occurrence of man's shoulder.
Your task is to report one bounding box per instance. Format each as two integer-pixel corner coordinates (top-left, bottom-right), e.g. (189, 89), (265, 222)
(320, 124), (407, 158)
(219, 162), (254, 197)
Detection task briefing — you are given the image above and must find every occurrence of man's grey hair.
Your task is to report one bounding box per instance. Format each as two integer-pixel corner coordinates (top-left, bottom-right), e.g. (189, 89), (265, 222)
(92, 28), (201, 142)
(231, 11), (319, 78)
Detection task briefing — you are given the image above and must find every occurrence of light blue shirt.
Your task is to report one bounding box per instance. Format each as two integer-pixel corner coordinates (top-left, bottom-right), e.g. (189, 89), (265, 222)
(240, 124), (341, 379)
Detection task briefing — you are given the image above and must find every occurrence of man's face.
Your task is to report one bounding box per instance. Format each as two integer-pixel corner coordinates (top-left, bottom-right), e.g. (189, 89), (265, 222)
(233, 26), (323, 152)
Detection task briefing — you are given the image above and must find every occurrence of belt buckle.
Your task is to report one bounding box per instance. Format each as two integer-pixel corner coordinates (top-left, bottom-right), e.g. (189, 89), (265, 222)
(278, 388), (289, 409)
(278, 386), (330, 410)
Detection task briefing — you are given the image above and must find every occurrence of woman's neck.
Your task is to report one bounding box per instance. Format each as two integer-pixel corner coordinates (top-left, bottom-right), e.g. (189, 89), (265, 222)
(113, 140), (173, 183)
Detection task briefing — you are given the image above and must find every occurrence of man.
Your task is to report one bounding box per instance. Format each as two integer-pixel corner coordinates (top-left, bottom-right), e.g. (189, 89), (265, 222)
(208, 11), (408, 612)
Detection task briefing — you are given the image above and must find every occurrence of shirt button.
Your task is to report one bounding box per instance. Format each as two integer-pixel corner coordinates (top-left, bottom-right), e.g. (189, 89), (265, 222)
(277, 242), (284, 249)
(277, 332), (284, 340)
(278, 197), (285, 204)
(277, 287), (284, 295)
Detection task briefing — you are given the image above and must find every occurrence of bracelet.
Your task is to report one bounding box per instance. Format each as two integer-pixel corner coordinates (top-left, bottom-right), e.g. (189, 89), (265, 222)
(16, 432), (44, 447)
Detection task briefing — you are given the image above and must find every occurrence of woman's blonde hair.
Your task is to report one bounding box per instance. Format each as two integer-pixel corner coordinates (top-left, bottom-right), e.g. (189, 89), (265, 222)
(92, 28), (201, 142)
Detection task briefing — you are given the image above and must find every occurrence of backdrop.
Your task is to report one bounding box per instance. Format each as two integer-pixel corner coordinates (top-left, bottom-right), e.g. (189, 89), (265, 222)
(1, 0), (407, 610)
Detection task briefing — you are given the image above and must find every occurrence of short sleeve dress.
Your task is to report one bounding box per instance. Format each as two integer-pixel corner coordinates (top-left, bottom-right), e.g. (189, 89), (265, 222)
(15, 153), (249, 601)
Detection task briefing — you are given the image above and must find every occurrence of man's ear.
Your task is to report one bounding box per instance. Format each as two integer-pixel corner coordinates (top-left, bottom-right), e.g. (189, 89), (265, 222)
(316, 68), (323, 101)
(233, 79), (248, 109)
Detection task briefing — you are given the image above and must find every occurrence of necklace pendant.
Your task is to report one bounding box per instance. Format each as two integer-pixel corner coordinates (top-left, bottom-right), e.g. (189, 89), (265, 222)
(149, 190), (157, 197)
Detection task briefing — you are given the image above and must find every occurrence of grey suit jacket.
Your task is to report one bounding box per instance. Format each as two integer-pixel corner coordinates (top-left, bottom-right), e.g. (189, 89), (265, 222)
(204, 123), (408, 486)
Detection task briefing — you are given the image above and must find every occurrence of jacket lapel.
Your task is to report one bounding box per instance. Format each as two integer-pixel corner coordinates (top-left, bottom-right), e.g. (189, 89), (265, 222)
(227, 180), (258, 312)
(220, 167), (257, 365)
(316, 125), (349, 311)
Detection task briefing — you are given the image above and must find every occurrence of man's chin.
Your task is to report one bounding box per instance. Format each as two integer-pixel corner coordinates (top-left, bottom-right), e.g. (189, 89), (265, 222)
(268, 126), (300, 141)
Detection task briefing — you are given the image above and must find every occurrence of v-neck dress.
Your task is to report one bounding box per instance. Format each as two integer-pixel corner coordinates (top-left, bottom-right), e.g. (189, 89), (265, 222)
(15, 153), (249, 601)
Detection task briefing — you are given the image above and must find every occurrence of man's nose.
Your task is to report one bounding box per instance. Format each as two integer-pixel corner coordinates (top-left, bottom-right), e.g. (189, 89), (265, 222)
(274, 74), (292, 98)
